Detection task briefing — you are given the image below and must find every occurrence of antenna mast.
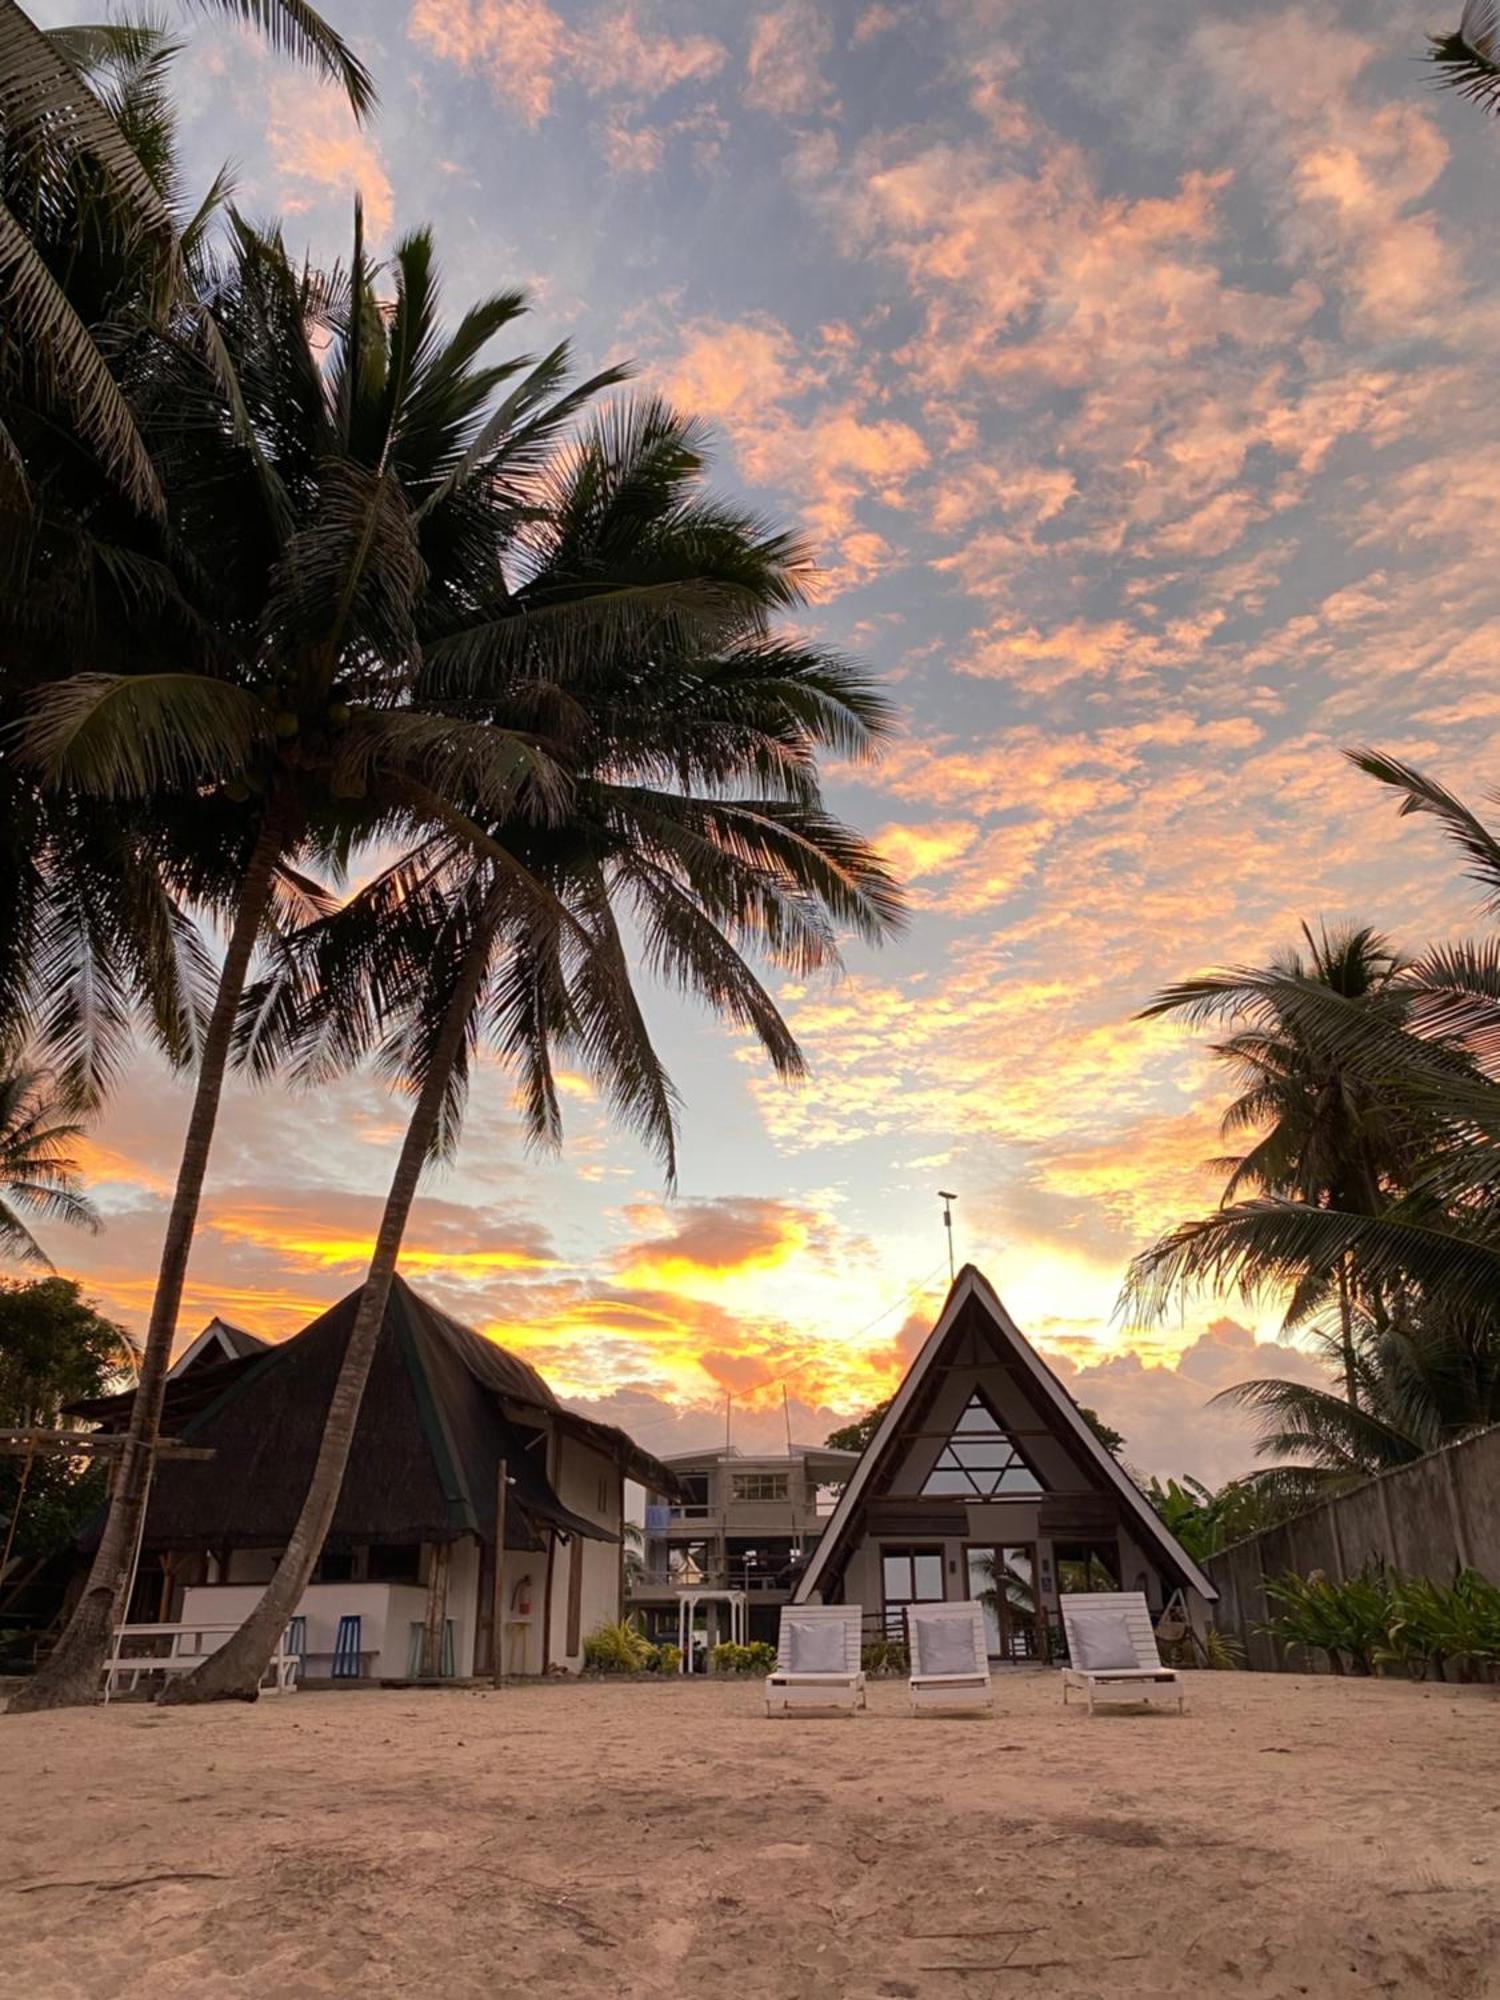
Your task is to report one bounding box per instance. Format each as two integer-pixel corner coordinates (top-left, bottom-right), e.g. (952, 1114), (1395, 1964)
(938, 1190), (958, 1282)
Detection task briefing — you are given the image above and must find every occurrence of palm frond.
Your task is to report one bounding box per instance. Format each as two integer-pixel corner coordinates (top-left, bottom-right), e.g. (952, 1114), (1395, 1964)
(20, 673), (270, 797)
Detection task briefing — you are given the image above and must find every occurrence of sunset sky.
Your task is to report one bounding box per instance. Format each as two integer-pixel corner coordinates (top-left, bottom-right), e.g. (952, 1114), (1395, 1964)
(32, 0), (1500, 1482)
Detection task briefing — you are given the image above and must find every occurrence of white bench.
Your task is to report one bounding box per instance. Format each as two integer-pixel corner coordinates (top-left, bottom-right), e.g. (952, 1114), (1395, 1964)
(105, 1622), (298, 1698)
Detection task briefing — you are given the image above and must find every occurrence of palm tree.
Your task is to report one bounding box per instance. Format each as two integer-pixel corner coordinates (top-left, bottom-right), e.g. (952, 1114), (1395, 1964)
(0, 1066), (99, 1268)
(1, 1), (370, 510)
(9, 215), (611, 1712)
(1212, 1304), (1500, 1503)
(162, 399), (904, 1700)
(1431, 1), (1500, 114)
(1127, 751), (1500, 1498)
(1136, 923), (1424, 1403)
(1, 26), (239, 1106)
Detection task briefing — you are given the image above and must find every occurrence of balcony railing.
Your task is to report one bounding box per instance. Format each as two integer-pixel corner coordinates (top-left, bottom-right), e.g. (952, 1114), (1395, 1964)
(626, 1569), (796, 1595)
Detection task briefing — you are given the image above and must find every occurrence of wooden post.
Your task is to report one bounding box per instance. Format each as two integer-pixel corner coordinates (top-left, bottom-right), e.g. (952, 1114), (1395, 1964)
(492, 1460), (508, 1690)
(421, 1541), (450, 1678)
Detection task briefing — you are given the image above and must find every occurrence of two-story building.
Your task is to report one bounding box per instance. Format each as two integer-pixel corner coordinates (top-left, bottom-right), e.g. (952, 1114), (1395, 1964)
(628, 1442), (860, 1649)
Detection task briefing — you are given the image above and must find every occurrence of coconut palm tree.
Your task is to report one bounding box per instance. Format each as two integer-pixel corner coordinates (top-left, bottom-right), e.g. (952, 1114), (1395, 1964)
(1431, 0), (1500, 114)
(9, 214), (613, 1712)
(161, 399), (904, 1700)
(1, 25), (239, 1104)
(0, 1066), (100, 1268)
(1136, 923), (1427, 1402)
(1212, 1303), (1500, 1504)
(1, 1), (369, 510)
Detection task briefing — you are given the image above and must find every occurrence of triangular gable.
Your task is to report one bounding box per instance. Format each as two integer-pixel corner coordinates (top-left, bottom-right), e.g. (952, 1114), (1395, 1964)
(793, 1265), (1217, 1603)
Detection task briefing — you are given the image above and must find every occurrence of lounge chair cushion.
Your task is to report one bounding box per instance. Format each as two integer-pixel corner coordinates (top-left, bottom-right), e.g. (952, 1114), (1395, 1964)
(912, 1613), (980, 1677)
(786, 1618), (847, 1674)
(1069, 1611), (1139, 1672)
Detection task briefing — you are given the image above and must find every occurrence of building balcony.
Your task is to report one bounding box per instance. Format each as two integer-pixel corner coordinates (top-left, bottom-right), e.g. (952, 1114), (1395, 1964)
(625, 1569), (798, 1601)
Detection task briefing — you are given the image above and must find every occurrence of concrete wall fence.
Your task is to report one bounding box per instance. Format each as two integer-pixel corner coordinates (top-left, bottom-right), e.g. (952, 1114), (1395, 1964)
(1205, 1425), (1500, 1672)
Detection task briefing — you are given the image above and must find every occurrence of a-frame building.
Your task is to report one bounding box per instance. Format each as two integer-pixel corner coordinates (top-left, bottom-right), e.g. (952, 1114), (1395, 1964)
(794, 1266), (1215, 1657)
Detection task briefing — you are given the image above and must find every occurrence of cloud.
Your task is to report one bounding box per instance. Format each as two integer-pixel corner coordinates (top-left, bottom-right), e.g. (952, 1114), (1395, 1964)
(613, 1196), (820, 1287)
(1057, 1316), (1331, 1485)
(664, 315), (928, 585)
(265, 77), (394, 236)
(408, 0), (724, 128)
(743, 0), (839, 118)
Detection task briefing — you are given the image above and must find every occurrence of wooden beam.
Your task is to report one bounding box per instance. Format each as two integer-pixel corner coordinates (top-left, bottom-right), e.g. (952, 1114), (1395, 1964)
(0, 1430), (214, 1460)
(492, 1459), (508, 1690)
(420, 1540), (450, 1678)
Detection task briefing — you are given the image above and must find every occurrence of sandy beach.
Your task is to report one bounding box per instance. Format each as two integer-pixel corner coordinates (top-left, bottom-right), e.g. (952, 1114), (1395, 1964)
(2, 1670), (1498, 1999)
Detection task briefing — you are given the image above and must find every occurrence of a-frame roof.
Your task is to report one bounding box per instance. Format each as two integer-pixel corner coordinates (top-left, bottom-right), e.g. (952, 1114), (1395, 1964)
(794, 1264), (1217, 1603)
(169, 1317), (271, 1378)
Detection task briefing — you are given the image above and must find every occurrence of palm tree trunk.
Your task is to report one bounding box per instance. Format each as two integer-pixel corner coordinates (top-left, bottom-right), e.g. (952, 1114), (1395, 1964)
(1337, 1254), (1358, 1409)
(162, 888), (502, 1703)
(9, 803), (293, 1714)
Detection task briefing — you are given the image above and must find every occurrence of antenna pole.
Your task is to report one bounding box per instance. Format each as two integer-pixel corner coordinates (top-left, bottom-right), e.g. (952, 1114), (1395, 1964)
(938, 1190), (957, 1282)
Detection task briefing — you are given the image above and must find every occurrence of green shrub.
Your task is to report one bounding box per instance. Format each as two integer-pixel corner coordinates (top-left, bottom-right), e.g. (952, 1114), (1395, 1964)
(1261, 1563), (1500, 1681)
(583, 1617), (656, 1673)
(861, 1637), (908, 1676)
(1378, 1568), (1500, 1682)
(710, 1640), (776, 1674)
(651, 1641), (682, 1674)
(1262, 1565), (1392, 1674)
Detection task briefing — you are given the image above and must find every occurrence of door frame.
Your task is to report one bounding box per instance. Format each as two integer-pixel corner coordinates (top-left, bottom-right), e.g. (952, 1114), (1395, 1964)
(963, 1540), (1042, 1661)
(877, 1542), (946, 1641)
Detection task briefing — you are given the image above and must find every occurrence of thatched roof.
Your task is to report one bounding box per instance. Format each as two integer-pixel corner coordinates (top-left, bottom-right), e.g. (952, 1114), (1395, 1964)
(74, 1278), (678, 1554)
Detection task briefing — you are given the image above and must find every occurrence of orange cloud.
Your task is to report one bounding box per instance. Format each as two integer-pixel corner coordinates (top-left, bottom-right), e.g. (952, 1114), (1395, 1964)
(664, 316), (927, 586)
(265, 77), (393, 236)
(409, 0), (724, 128)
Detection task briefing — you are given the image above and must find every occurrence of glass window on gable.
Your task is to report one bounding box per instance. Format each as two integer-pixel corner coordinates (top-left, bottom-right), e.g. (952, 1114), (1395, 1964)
(919, 1393), (1044, 1499)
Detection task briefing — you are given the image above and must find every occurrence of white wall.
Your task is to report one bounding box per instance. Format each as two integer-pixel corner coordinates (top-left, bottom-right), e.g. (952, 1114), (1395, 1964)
(547, 1432), (624, 1672)
(181, 1580), (431, 1679)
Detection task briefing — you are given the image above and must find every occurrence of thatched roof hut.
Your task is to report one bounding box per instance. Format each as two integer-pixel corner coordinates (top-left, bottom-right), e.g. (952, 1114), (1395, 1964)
(75, 1276), (677, 1558)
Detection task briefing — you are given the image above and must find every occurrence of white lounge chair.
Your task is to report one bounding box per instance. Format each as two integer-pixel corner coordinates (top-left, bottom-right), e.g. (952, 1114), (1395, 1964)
(1060, 1591), (1184, 1715)
(905, 1600), (992, 1715)
(764, 1605), (866, 1716)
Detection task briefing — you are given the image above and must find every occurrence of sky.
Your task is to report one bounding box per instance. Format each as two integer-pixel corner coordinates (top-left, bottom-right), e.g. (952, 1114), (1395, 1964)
(30, 0), (1500, 1484)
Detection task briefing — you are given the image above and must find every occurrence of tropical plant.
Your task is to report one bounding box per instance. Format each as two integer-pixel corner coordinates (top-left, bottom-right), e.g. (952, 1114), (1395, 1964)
(0, 0), (369, 511)
(582, 1616), (656, 1673)
(1431, 0), (1500, 115)
(1, 25), (233, 1107)
(860, 1635), (908, 1676)
(1261, 1565), (1394, 1675)
(0, 1276), (135, 1573)
(1263, 1563), (1500, 1682)
(157, 394), (903, 1704)
(711, 1640), (776, 1675)
(11, 213), (609, 1713)
(1144, 1474), (1292, 1562)
(1378, 1568), (1500, 1682)
(824, 1397), (891, 1453)
(0, 1067), (99, 1267)
(1134, 922), (1425, 1405)
(622, 1518), (645, 1587)
(1126, 756), (1500, 1504)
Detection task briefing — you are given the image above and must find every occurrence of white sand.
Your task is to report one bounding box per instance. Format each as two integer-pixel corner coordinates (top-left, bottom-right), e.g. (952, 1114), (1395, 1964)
(2, 1670), (1498, 1998)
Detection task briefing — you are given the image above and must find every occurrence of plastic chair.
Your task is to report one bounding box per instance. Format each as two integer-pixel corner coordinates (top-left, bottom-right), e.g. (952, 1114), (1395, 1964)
(406, 1619), (456, 1677)
(331, 1613), (363, 1679)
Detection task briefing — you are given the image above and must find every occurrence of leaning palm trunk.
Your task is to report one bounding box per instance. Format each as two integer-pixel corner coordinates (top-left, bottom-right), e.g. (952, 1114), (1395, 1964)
(10, 804), (294, 1713)
(162, 885), (502, 1702)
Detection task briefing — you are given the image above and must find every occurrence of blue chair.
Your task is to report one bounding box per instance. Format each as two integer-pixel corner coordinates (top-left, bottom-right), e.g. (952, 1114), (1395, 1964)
(283, 1616), (306, 1687)
(332, 1614), (363, 1679)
